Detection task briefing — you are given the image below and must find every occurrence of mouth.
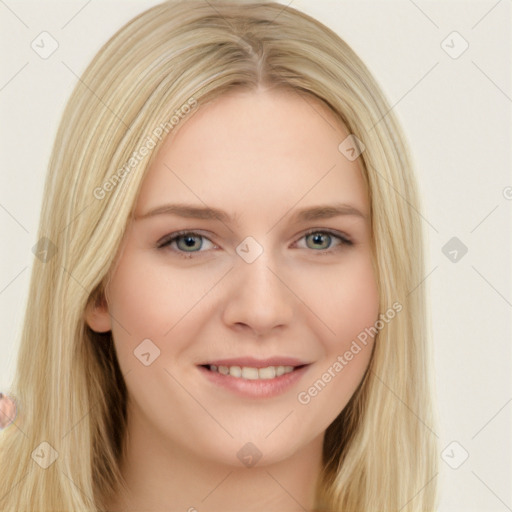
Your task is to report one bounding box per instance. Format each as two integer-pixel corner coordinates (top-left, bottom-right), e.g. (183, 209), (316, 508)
(196, 358), (312, 398)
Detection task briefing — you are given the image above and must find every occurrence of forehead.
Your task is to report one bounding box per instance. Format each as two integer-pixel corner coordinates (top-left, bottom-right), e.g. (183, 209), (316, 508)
(134, 89), (369, 224)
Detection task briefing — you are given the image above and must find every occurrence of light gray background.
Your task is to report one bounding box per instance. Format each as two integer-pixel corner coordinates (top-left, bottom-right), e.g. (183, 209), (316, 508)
(1, 1), (510, 511)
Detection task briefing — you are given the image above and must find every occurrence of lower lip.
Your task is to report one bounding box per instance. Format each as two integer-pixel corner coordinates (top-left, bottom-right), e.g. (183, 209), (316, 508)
(197, 365), (310, 399)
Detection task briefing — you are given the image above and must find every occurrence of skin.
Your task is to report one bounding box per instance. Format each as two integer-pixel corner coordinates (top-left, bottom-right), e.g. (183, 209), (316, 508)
(0, 393), (16, 429)
(86, 88), (380, 511)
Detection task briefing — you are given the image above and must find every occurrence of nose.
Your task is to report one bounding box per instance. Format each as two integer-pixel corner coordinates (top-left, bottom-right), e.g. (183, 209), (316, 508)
(222, 250), (294, 337)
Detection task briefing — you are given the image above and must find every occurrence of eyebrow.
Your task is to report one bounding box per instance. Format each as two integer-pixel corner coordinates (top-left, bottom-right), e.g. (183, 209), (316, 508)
(135, 202), (368, 224)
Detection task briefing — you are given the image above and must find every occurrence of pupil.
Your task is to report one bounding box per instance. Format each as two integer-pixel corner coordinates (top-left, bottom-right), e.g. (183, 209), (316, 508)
(310, 233), (329, 249)
(180, 235), (200, 251)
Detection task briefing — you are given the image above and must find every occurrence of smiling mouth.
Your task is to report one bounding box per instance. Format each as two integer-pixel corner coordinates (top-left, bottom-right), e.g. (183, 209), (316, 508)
(200, 364), (308, 380)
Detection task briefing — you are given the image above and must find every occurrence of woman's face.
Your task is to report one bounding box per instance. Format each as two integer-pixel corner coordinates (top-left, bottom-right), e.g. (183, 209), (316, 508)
(86, 88), (379, 467)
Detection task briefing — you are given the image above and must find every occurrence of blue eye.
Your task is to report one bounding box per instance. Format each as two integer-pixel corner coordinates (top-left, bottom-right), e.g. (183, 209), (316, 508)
(157, 231), (216, 257)
(300, 229), (353, 252)
(157, 229), (352, 259)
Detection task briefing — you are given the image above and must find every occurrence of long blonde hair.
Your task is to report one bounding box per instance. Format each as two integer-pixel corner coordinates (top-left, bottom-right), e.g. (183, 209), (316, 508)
(0, 1), (439, 510)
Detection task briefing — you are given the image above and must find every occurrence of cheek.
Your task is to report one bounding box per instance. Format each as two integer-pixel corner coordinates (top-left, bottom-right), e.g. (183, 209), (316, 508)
(109, 248), (191, 326)
(106, 253), (177, 367)
(106, 252), (219, 369)
(296, 252), (379, 416)
(110, 265), (165, 333)
(308, 249), (380, 346)
(330, 253), (379, 376)
(334, 255), (379, 343)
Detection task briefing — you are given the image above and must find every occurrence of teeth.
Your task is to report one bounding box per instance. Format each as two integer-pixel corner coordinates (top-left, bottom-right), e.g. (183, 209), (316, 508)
(242, 367), (259, 380)
(258, 366), (275, 379)
(276, 366), (286, 377)
(209, 364), (295, 379)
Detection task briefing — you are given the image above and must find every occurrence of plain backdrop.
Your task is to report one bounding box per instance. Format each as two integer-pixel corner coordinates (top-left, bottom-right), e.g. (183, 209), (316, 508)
(0, 1), (510, 511)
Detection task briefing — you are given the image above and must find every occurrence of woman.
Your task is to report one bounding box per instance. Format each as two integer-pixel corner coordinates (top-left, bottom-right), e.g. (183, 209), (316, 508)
(0, 1), (439, 510)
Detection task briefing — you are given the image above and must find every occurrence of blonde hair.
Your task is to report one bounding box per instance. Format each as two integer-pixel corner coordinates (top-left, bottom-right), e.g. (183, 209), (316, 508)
(0, 1), (439, 510)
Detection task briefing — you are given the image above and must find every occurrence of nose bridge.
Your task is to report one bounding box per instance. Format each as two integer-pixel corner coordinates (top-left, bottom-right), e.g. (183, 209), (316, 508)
(238, 243), (284, 301)
(224, 239), (294, 334)
(239, 248), (278, 293)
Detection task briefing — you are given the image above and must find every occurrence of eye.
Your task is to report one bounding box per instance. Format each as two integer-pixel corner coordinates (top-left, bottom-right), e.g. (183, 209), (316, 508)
(156, 231), (216, 258)
(157, 228), (353, 259)
(295, 229), (353, 254)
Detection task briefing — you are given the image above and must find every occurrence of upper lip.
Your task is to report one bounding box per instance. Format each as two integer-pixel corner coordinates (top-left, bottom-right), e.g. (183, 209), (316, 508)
(198, 356), (311, 368)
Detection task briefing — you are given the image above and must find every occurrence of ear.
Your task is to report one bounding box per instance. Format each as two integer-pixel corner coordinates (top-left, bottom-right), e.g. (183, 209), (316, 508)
(84, 290), (112, 333)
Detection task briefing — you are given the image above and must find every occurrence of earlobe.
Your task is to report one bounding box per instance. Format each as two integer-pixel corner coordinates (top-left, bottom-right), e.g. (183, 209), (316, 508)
(84, 292), (112, 333)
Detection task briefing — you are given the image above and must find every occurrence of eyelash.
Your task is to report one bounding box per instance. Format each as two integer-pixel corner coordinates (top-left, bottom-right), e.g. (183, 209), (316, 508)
(156, 229), (353, 259)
